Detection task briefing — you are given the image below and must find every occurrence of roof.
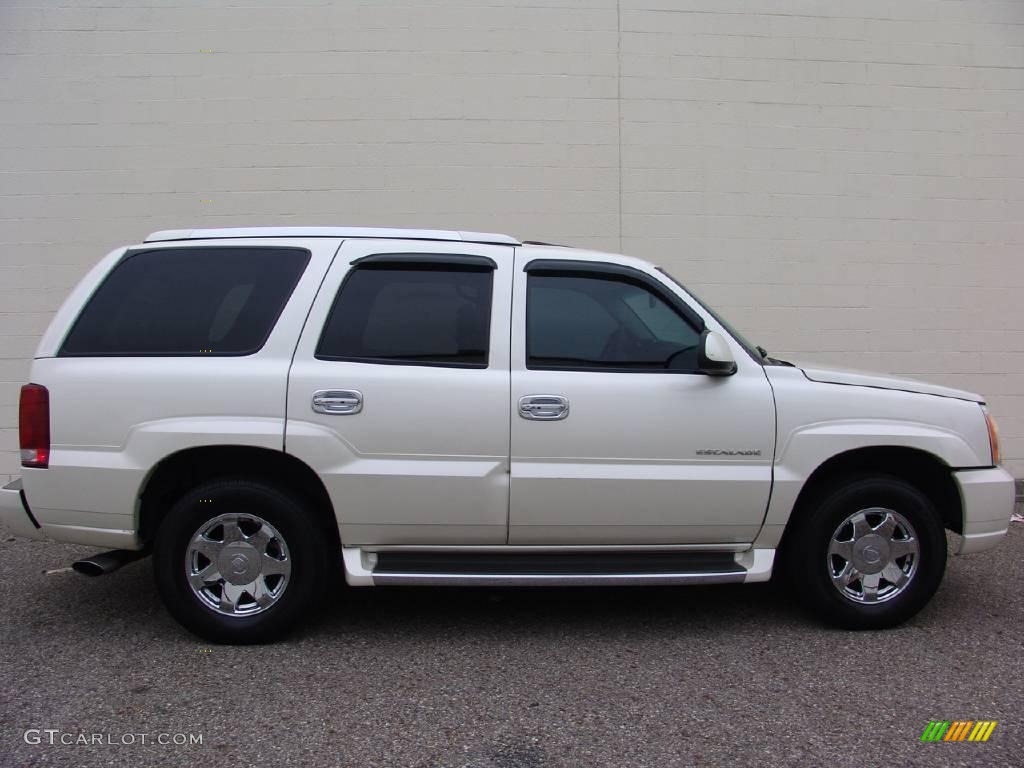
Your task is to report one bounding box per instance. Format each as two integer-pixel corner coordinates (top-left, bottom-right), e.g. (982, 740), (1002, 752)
(144, 226), (521, 246)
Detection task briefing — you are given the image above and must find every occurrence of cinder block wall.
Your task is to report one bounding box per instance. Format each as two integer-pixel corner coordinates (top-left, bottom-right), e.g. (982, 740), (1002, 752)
(1, 0), (1023, 481)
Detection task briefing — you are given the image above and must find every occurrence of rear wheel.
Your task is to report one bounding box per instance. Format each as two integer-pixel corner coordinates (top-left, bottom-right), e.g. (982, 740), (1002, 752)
(785, 476), (947, 629)
(153, 478), (330, 644)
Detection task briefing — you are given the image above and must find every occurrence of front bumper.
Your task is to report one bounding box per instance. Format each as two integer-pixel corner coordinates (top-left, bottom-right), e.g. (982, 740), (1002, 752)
(954, 466), (1016, 554)
(0, 479), (45, 541)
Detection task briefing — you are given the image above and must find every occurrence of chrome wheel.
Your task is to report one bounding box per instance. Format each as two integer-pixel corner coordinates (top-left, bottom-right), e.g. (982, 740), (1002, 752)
(827, 507), (919, 604)
(186, 513), (290, 617)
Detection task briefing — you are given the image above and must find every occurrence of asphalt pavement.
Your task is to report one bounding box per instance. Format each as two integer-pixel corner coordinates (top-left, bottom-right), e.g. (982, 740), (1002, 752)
(1, 522), (1021, 768)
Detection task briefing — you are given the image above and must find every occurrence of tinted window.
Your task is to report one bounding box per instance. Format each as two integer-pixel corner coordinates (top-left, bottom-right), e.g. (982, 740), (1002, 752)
(59, 247), (309, 356)
(527, 274), (702, 371)
(317, 266), (492, 367)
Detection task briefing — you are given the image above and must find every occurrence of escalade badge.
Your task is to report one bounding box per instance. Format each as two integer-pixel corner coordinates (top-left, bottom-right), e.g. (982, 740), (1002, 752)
(696, 449), (762, 456)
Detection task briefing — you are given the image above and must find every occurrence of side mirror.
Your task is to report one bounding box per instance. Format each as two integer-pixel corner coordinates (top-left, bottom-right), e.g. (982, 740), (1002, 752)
(698, 330), (737, 376)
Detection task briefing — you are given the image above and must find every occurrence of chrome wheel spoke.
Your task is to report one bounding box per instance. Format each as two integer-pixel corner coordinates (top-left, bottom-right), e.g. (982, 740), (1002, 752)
(246, 523), (274, 550)
(192, 536), (221, 560)
(831, 562), (858, 588)
(262, 552), (289, 577)
(189, 562), (221, 589)
(828, 538), (854, 560)
(881, 562), (907, 586)
(221, 582), (246, 612)
(872, 511), (897, 539)
(889, 538), (917, 559)
(860, 573), (882, 602)
(850, 513), (872, 539)
(220, 518), (243, 544)
(252, 578), (275, 609)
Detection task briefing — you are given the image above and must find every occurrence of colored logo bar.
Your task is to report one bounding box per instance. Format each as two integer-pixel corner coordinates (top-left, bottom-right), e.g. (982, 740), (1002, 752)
(921, 721), (997, 742)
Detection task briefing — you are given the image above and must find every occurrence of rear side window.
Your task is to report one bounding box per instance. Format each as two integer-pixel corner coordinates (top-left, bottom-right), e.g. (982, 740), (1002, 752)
(317, 265), (493, 368)
(59, 247), (309, 357)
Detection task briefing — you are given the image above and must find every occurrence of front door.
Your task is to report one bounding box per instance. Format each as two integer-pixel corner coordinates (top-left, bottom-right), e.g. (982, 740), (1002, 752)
(509, 252), (775, 545)
(286, 239), (514, 546)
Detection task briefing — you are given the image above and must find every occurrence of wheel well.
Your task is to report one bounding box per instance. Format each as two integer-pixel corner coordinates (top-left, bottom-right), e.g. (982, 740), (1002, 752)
(779, 446), (963, 555)
(137, 446), (340, 549)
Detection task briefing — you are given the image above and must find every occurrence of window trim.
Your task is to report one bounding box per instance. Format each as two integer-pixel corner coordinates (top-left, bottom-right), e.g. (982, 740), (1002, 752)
(57, 246), (311, 358)
(315, 258), (495, 370)
(655, 266), (764, 365)
(523, 259), (708, 375)
(351, 252), (497, 270)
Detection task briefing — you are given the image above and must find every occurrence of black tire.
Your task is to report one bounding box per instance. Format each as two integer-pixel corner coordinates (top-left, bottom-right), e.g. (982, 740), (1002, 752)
(784, 475), (947, 630)
(153, 478), (331, 644)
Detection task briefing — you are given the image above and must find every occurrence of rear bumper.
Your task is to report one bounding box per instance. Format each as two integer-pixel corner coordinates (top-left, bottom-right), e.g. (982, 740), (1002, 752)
(954, 467), (1015, 555)
(0, 479), (45, 541)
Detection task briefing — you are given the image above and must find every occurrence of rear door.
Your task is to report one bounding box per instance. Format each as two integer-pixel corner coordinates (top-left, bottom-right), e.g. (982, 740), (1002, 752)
(286, 239), (514, 546)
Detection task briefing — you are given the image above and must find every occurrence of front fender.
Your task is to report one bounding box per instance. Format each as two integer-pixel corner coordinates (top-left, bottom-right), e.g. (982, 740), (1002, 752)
(754, 368), (994, 549)
(754, 424), (969, 551)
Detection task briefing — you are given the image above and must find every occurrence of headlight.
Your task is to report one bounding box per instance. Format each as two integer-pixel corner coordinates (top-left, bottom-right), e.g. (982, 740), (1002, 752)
(983, 406), (1001, 466)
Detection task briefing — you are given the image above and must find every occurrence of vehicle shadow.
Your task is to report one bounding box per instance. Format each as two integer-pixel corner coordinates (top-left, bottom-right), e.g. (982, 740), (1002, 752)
(18, 554), (815, 647)
(313, 579), (799, 634)
(9, 530), (997, 650)
(18, 530), (996, 648)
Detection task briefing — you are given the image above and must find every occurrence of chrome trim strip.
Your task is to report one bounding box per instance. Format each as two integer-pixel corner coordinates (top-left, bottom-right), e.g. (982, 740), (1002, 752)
(365, 543), (750, 553)
(42, 524), (136, 537)
(38, 524), (140, 549)
(371, 571), (747, 587)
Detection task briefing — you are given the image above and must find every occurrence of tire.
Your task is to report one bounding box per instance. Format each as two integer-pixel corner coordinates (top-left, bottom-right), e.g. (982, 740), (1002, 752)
(784, 475), (947, 630)
(153, 478), (331, 644)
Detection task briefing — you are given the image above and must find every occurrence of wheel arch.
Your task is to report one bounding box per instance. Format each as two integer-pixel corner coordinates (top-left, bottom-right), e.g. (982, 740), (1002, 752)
(776, 445), (963, 562)
(137, 445), (340, 550)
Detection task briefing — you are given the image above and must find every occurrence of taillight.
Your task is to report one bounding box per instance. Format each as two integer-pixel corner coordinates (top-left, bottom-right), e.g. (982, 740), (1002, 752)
(19, 384), (50, 468)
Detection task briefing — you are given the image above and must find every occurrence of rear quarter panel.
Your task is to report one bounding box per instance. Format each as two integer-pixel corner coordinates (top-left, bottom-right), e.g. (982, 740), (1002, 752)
(20, 238), (339, 547)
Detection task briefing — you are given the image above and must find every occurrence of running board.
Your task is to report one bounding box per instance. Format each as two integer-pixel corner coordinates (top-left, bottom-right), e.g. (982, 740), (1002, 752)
(342, 547), (775, 587)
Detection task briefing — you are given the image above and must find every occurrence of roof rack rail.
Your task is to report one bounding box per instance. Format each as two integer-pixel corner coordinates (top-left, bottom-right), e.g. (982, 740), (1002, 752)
(144, 226), (521, 247)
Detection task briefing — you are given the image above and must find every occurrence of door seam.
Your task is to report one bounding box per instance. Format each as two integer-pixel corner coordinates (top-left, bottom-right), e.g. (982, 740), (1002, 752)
(505, 247), (518, 544)
(283, 239), (346, 453)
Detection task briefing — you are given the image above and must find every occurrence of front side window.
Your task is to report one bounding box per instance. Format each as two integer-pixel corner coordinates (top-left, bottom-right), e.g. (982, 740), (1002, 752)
(527, 273), (702, 371)
(317, 265), (493, 367)
(59, 247), (310, 356)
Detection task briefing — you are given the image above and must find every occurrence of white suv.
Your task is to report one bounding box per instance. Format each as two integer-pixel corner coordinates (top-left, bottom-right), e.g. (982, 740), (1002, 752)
(0, 227), (1014, 643)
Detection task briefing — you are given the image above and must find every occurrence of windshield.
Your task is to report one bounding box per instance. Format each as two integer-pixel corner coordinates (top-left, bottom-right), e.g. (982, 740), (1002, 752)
(656, 267), (763, 363)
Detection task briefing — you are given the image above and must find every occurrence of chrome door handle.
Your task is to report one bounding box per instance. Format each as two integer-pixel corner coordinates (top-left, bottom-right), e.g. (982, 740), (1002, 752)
(312, 389), (363, 415)
(519, 395), (569, 421)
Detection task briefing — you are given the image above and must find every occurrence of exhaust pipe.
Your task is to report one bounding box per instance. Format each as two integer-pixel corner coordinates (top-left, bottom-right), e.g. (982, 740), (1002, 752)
(72, 548), (149, 577)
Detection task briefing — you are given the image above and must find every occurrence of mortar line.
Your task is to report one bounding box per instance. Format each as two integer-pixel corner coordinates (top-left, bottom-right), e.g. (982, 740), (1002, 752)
(617, 0), (623, 253)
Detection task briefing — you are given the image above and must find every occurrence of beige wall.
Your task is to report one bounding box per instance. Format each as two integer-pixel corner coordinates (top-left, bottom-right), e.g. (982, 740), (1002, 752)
(1, 0), (1023, 480)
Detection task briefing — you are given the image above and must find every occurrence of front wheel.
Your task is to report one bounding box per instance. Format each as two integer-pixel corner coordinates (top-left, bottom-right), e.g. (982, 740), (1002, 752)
(784, 476), (947, 629)
(153, 478), (330, 644)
